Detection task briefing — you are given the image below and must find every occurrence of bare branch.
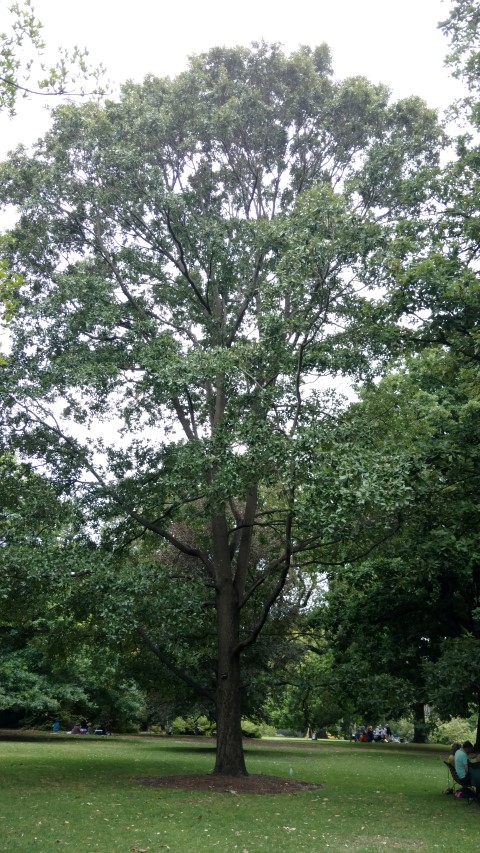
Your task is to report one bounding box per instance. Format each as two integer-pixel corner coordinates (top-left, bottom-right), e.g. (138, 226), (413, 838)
(163, 207), (211, 313)
(0, 75), (101, 98)
(172, 396), (195, 441)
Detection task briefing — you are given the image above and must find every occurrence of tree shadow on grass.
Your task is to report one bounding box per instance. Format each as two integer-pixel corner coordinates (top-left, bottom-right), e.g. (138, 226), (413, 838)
(0, 730), (115, 745)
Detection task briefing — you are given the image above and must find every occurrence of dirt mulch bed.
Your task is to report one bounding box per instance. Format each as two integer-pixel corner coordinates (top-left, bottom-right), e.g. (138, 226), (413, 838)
(136, 737), (327, 793)
(137, 773), (322, 795)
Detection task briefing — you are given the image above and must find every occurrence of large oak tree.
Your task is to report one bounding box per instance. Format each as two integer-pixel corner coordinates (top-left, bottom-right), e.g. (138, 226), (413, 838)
(0, 43), (442, 774)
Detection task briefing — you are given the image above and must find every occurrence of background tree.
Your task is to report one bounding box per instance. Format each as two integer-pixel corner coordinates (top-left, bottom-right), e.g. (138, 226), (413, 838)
(328, 0), (480, 739)
(0, 43), (443, 775)
(319, 339), (480, 740)
(0, 452), (145, 729)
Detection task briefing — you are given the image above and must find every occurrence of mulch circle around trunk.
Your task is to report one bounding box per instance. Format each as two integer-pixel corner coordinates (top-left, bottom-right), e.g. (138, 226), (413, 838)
(137, 774), (322, 794)
(136, 737), (326, 793)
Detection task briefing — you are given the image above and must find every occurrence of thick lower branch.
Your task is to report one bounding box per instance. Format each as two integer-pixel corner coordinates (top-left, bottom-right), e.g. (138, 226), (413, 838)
(137, 626), (214, 703)
(10, 397), (214, 572)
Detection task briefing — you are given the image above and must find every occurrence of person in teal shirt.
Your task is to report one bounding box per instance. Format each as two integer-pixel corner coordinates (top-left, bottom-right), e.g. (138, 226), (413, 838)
(454, 741), (473, 786)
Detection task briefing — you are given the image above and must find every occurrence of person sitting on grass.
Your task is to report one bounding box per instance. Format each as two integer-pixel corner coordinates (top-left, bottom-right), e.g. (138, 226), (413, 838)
(454, 740), (474, 789)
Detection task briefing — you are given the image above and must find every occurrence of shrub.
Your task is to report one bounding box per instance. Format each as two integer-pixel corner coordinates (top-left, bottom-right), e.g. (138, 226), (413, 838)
(240, 719), (263, 738)
(171, 714), (216, 735)
(171, 716), (187, 733)
(432, 716), (476, 746)
(260, 723), (277, 737)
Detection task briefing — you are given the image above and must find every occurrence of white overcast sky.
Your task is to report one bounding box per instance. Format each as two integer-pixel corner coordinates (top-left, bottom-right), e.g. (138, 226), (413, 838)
(0, 0), (465, 157)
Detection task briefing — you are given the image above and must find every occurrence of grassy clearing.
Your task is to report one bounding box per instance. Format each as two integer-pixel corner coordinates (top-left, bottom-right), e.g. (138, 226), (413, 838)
(0, 733), (477, 852)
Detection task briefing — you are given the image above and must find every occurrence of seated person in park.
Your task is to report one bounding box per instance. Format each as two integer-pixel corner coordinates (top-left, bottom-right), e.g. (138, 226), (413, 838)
(373, 725), (387, 742)
(448, 742), (461, 768)
(454, 740), (474, 786)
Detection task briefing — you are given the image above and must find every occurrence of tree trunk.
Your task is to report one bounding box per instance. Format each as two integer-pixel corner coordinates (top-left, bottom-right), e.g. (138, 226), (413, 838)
(474, 700), (480, 751)
(213, 577), (247, 776)
(412, 702), (427, 743)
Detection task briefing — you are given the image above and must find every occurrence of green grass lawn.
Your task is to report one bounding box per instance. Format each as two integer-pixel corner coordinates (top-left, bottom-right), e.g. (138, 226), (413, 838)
(0, 732), (477, 852)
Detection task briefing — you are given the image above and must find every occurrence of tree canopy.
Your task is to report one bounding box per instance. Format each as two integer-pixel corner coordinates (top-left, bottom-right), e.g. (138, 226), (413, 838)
(0, 40), (448, 773)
